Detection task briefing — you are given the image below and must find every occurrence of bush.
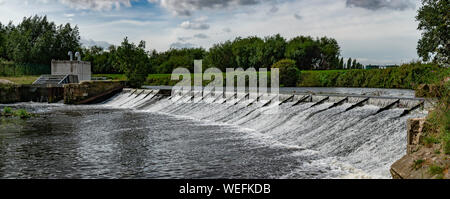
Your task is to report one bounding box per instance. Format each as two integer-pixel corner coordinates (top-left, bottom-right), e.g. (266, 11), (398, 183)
(296, 62), (450, 89)
(428, 165), (444, 175)
(3, 107), (12, 115)
(14, 109), (31, 119)
(271, 59), (299, 87)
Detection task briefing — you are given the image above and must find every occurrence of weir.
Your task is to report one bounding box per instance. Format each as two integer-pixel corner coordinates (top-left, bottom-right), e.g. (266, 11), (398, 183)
(101, 87), (428, 178)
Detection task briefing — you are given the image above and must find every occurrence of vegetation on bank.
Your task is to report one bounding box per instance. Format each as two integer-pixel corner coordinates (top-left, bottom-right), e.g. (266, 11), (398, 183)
(420, 79), (450, 156)
(0, 75), (38, 84)
(1, 107), (34, 119)
(93, 62), (449, 90)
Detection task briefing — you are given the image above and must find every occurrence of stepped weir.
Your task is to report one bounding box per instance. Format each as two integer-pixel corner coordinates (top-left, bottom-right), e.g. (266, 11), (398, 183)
(99, 87), (428, 178)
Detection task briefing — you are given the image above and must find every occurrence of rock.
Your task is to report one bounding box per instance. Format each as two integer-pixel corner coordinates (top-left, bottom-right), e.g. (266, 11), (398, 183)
(0, 79), (15, 84)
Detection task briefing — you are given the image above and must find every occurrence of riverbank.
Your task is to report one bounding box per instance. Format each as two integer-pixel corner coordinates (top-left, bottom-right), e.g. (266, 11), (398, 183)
(93, 63), (450, 90)
(391, 78), (449, 179)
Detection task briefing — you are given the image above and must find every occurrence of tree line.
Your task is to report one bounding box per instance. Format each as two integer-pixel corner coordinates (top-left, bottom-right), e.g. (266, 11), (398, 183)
(84, 34), (364, 74)
(0, 16), (81, 65)
(0, 15), (365, 75)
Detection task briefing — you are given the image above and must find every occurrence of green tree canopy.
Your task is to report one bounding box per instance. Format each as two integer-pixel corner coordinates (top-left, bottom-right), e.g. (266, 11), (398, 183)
(285, 36), (321, 70)
(271, 59), (299, 87)
(416, 0), (449, 66)
(116, 37), (151, 88)
(231, 36), (265, 69)
(1, 15), (81, 65)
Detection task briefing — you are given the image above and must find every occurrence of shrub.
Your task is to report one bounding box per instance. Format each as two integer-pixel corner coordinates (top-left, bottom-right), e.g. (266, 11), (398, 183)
(413, 159), (424, 170)
(3, 107), (12, 115)
(271, 59), (299, 87)
(428, 165), (444, 175)
(14, 109), (31, 119)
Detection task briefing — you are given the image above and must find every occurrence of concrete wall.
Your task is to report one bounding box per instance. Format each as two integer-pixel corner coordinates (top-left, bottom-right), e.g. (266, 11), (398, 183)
(64, 81), (125, 104)
(0, 84), (64, 103)
(52, 60), (91, 81)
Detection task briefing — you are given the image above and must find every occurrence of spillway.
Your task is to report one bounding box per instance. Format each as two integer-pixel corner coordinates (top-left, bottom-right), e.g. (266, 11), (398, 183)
(101, 88), (427, 178)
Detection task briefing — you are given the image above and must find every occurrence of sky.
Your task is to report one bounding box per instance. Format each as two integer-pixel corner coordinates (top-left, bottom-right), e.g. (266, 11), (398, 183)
(0, 0), (423, 65)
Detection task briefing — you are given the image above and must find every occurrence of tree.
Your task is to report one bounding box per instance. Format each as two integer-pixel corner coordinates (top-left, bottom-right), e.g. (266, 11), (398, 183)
(271, 59), (299, 87)
(259, 34), (287, 69)
(1, 15), (81, 65)
(347, 58), (352, 69)
(0, 22), (5, 58)
(339, 57), (344, 69)
(285, 36), (321, 70)
(204, 40), (236, 71)
(116, 37), (150, 88)
(231, 36), (264, 69)
(318, 37), (340, 70)
(352, 59), (357, 69)
(416, 0), (449, 66)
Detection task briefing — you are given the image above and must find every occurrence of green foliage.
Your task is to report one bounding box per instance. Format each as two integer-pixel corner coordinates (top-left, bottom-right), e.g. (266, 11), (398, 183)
(1, 107), (33, 119)
(259, 34), (287, 68)
(285, 36), (320, 70)
(151, 48), (206, 74)
(231, 36), (265, 69)
(0, 60), (50, 76)
(3, 107), (12, 115)
(297, 62), (449, 89)
(14, 109), (31, 119)
(428, 165), (444, 175)
(1, 15), (81, 65)
(421, 79), (450, 155)
(204, 41), (236, 71)
(317, 37), (340, 70)
(423, 135), (440, 146)
(271, 59), (299, 87)
(413, 159), (424, 170)
(116, 38), (150, 88)
(416, 0), (449, 66)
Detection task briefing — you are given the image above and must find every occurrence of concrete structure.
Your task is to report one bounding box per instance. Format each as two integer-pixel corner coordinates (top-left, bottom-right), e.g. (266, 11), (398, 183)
(51, 60), (91, 81)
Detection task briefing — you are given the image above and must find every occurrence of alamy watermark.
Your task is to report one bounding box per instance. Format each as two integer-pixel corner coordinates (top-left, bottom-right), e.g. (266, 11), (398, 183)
(170, 60), (280, 113)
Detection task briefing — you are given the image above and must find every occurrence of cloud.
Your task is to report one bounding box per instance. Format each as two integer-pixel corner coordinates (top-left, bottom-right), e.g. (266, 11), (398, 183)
(345, 0), (415, 10)
(148, 0), (267, 16)
(180, 20), (210, 30)
(293, 13), (302, 20)
(81, 38), (113, 49)
(58, 0), (133, 11)
(194, 33), (208, 39)
(269, 6), (278, 13)
(170, 42), (197, 49)
(177, 36), (192, 42)
(223, 27), (232, 33)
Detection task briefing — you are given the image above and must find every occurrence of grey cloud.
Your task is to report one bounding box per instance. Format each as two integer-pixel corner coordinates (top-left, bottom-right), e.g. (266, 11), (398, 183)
(81, 38), (113, 49)
(269, 6), (278, 13)
(58, 0), (132, 10)
(294, 13), (302, 20)
(149, 0), (269, 16)
(170, 42), (197, 49)
(223, 28), (231, 33)
(346, 0), (415, 10)
(177, 36), (192, 42)
(194, 33), (208, 39)
(180, 21), (210, 30)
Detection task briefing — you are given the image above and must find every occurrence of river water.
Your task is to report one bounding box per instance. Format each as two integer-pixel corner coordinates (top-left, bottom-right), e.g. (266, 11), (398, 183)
(0, 89), (426, 179)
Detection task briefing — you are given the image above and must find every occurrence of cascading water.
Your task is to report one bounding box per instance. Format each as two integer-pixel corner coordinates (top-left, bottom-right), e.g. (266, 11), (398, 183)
(103, 89), (426, 178)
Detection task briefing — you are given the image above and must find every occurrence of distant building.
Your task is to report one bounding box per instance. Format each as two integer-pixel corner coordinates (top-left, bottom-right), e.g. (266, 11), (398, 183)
(51, 60), (91, 81)
(365, 65), (399, 69)
(33, 53), (91, 87)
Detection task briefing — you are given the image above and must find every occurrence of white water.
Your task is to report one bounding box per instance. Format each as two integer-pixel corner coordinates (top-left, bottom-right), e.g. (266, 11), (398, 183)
(103, 89), (426, 179)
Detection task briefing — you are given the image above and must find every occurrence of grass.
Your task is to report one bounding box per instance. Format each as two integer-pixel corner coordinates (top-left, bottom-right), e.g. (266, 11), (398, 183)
(94, 63), (450, 90)
(428, 165), (444, 175)
(413, 159), (425, 170)
(1, 107), (33, 119)
(0, 75), (39, 84)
